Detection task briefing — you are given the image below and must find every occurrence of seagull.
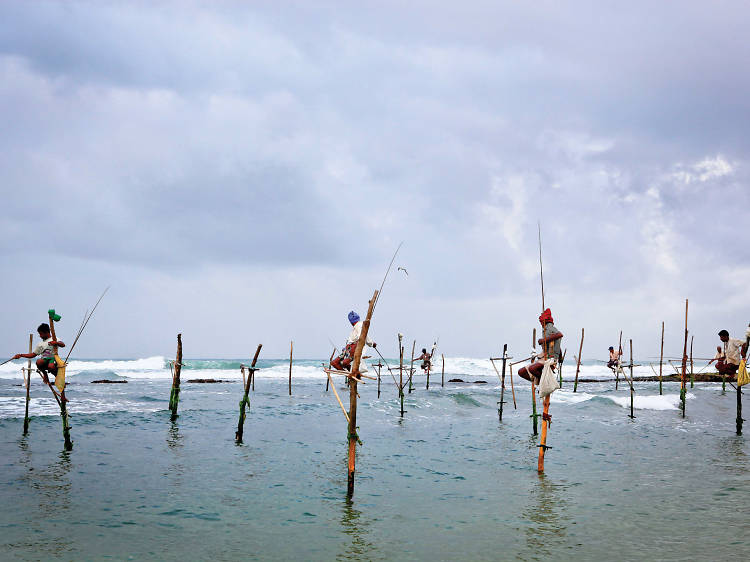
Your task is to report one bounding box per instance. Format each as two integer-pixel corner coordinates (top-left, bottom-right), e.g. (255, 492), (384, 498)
(397, 267), (409, 276)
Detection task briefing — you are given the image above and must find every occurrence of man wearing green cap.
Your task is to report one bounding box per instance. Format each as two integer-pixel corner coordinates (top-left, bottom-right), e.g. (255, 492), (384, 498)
(12, 323), (65, 384)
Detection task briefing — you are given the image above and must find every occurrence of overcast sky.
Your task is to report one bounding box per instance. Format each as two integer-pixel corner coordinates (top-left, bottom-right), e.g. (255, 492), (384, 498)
(1, 1), (748, 360)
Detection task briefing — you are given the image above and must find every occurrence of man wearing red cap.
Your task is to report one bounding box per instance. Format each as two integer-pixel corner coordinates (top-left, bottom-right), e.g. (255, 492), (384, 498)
(518, 308), (563, 383)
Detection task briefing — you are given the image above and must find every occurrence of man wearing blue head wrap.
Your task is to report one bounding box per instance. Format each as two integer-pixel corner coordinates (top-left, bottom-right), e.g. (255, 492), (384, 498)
(331, 310), (376, 371)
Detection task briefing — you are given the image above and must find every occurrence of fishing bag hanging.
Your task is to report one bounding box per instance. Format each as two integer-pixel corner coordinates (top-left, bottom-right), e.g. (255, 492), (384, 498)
(738, 359), (750, 387)
(538, 358), (560, 398)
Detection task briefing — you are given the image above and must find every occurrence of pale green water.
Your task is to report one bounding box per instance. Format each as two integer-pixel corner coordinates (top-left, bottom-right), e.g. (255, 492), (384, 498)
(0, 361), (748, 560)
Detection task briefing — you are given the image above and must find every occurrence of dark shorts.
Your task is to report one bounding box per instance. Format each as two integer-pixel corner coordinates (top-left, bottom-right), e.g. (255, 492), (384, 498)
(716, 361), (738, 376)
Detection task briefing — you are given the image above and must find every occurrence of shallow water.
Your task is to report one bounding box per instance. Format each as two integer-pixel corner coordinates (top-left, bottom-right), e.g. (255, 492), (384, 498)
(0, 359), (747, 560)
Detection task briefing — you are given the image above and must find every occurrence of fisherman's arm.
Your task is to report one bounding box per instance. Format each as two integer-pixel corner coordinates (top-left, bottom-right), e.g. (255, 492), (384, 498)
(13, 353), (37, 360)
(538, 332), (564, 345)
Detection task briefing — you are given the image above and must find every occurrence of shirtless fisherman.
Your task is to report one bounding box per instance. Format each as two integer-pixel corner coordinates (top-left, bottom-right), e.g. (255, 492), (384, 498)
(12, 323), (65, 385)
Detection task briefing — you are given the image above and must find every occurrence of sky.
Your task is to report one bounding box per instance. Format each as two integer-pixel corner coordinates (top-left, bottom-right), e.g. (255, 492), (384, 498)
(1, 1), (748, 360)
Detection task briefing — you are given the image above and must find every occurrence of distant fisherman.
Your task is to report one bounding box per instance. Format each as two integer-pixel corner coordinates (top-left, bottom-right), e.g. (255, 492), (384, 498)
(12, 323), (65, 385)
(716, 329), (747, 378)
(708, 346), (724, 366)
(331, 311), (377, 371)
(518, 309), (563, 382)
(607, 346), (622, 369)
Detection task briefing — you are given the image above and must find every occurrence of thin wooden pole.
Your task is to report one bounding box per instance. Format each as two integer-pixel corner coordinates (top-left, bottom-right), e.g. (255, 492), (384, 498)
(498, 344), (507, 421)
(629, 339), (635, 419)
(680, 300), (689, 417)
(616, 330), (622, 390)
(426, 358), (431, 390)
(441, 354), (445, 388)
(23, 334), (32, 435)
(537, 322), (553, 473)
(347, 290), (377, 498)
(169, 334), (182, 421)
(573, 328), (584, 393)
(659, 322), (664, 396)
(236, 344), (262, 443)
(509, 363), (517, 408)
(377, 363), (382, 398)
(288, 340), (293, 396)
(408, 340), (416, 393)
(399, 344), (405, 417)
(737, 386), (743, 435)
(531, 380), (539, 435)
(48, 314), (72, 451)
(326, 348), (336, 392)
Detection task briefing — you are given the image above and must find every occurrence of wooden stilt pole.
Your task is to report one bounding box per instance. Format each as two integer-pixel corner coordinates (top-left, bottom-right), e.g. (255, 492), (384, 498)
(441, 354), (445, 388)
(498, 344), (507, 421)
(509, 363), (517, 408)
(398, 334), (405, 417)
(659, 322), (664, 396)
(616, 330), (622, 390)
(288, 340), (293, 396)
(531, 380), (539, 435)
(573, 328), (584, 393)
(169, 334), (182, 421)
(408, 340), (415, 393)
(680, 300), (688, 417)
(426, 360), (431, 390)
(347, 290), (377, 498)
(326, 348), (336, 392)
(377, 363), (382, 398)
(737, 385), (743, 435)
(48, 314), (72, 451)
(629, 339), (635, 419)
(236, 344), (262, 443)
(23, 334), (32, 435)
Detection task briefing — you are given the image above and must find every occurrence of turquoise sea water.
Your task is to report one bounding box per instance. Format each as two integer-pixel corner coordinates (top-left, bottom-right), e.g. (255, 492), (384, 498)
(0, 358), (748, 560)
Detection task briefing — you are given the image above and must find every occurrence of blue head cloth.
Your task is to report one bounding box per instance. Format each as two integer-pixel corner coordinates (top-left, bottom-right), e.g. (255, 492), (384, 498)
(348, 311), (360, 324)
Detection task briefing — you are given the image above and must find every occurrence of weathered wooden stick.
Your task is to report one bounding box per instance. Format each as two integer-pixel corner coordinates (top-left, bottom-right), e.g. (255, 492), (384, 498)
(347, 290), (377, 498)
(426, 358), (431, 390)
(499, 344), (507, 421)
(326, 347), (336, 392)
(169, 334), (182, 421)
(531, 380), (539, 435)
(737, 386), (743, 435)
(235, 344), (262, 443)
(376, 363), (382, 398)
(659, 321), (664, 396)
(398, 335), (405, 417)
(629, 339), (635, 419)
(680, 300), (688, 417)
(240, 365), (246, 388)
(289, 340), (293, 396)
(616, 330), (623, 390)
(441, 354), (445, 388)
(509, 363), (517, 408)
(408, 340), (416, 393)
(23, 334), (32, 435)
(537, 324), (553, 473)
(48, 315), (72, 451)
(325, 370), (349, 423)
(573, 328), (584, 393)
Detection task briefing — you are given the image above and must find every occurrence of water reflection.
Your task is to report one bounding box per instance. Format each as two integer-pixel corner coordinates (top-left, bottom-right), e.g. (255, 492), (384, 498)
(166, 420), (183, 450)
(30, 451), (74, 557)
(522, 474), (571, 557)
(337, 498), (379, 561)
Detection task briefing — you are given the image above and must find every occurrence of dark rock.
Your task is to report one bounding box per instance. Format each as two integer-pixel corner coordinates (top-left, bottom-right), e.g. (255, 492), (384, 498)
(187, 378), (229, 383)
(92, 380), (128, 384)
(448, 378), (464, 383)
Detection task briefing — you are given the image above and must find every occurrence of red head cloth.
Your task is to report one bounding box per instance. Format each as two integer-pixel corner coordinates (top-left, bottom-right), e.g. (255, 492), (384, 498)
(539, 308), (553, 325)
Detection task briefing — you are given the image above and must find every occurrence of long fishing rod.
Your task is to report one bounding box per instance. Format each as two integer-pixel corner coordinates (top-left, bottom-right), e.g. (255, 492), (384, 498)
(64, 286), (109, 363)
(373, 241), (403, 311)
(538, 222), (545, 314)
(0, 358), (14, 367)
(373, 345), (400, 387)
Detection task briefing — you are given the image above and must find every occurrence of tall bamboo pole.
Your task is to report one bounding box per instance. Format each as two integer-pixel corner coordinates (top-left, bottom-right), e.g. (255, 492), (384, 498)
(531, 328), (539, 435)
(288, 341), (293, 396)
(23, 334), (32, 435)
(509, 363), (517, 409)
(347, 290), (377, 498)
(408, 340), (416, 393)
(326, 348), (336, 392)
(573, 328), (584, 393)
(737, 386), (743, 435)
(441, 354), (445, 388)
(498, 344), (507, 421)
(169, 334), (182, 421)
(680, 300), (689, 417)
(659, 322), (664, 396)
(399, 345), (405, 416)
(629, 339), (635, 419)
(616, 330), (623, 390)
(236, 344), (262, 443)
(377, 363), (381, 398)
(48, 314), (72, 451)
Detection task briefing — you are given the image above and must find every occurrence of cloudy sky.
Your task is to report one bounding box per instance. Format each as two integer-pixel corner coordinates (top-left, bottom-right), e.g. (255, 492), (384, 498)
(1, 1), (748, 360)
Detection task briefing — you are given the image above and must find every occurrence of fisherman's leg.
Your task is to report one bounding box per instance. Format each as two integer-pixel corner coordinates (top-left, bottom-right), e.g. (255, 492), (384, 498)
(36, 359), (51, 384)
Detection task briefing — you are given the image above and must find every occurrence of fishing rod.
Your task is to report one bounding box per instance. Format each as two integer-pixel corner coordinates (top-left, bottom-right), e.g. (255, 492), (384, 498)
(64, 286), (109, 363)
(373, 345), (400, 388)
(373, 241), (403, 311)
(0, 358), (14, 367)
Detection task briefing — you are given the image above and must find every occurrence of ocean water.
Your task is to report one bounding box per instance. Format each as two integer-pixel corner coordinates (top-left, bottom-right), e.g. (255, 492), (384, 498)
(0, 357), (747, 561)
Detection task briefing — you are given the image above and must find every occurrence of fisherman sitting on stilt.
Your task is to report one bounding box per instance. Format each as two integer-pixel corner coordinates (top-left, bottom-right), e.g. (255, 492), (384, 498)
(518, 308), (563, 382)
(607, 346), (622, 369)
(12, 323), (65, 385)
(716, 329), (747, 379)
(331, 311), (377, 375)
(416, 348), (431, 372)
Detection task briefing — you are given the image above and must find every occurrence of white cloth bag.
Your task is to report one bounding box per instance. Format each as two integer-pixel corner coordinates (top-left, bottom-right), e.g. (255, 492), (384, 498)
(538, 358), (559, 398)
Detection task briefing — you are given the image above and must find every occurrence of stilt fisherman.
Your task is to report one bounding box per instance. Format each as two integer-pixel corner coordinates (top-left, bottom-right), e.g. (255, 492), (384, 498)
(518, 309), (563, 382)
(331, 311), (377, 372)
